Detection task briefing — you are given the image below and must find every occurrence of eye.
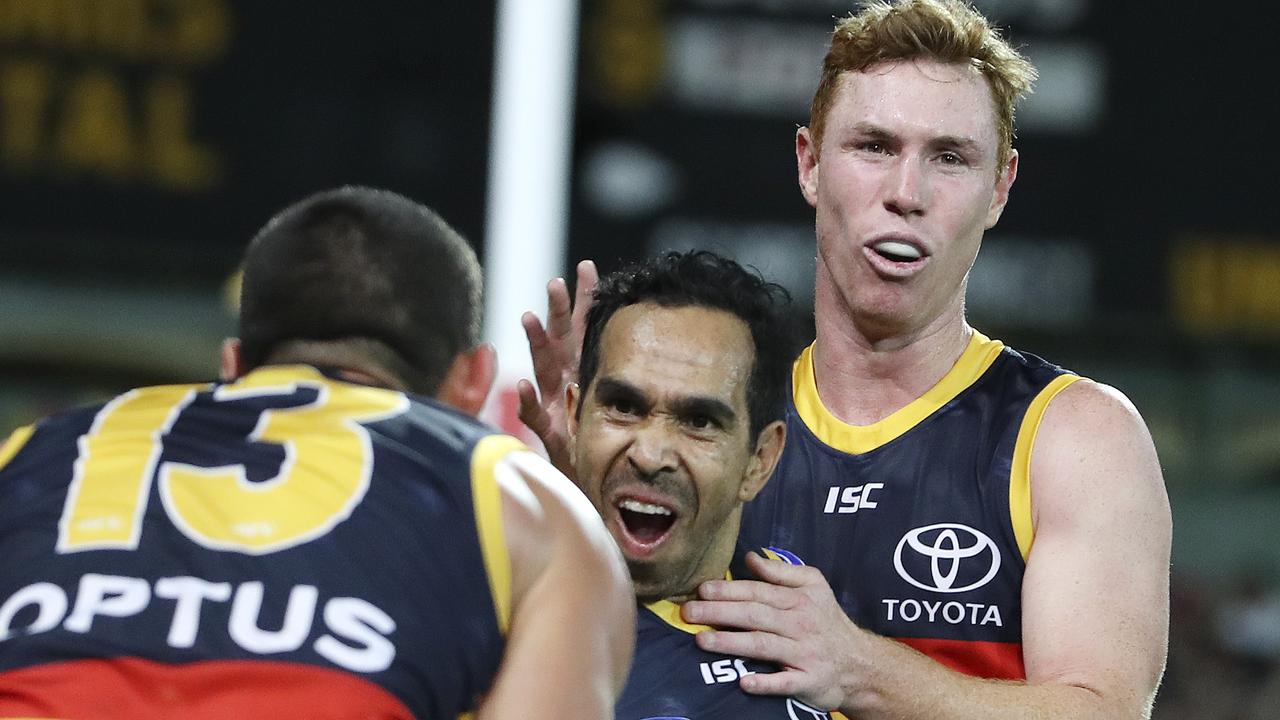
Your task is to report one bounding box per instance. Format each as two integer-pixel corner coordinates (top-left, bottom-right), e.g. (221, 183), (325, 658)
(608, 398), (641, 417)
(859, 140), (889, 154)
(682, 414), (720, 432)
(937, 151), (966, 166)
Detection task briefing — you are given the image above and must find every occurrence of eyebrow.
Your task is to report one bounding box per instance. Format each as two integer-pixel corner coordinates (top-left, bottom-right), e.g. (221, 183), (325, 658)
(593, 377), (737, 427)
(849, 123), (985, 156)
(928, 134), (984, 157)
(670, 396), (737, 429)
(593, 377), (650, 410)
(848, 123), (897, 142)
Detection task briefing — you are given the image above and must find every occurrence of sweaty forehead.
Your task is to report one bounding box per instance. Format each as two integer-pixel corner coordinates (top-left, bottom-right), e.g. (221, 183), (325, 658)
(595, 303), (755, 406)
(830, 59), (1000, 150)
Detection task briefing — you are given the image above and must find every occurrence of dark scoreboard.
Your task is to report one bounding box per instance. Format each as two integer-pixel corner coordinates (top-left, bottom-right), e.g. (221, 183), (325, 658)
(1, 0), (1276, 336)
(0, 0), (496, 286)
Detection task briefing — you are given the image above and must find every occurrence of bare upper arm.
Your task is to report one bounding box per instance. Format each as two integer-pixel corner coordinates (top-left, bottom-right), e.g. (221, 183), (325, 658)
(477, 449), (634, 720)
(1021, 380), (1171, 717)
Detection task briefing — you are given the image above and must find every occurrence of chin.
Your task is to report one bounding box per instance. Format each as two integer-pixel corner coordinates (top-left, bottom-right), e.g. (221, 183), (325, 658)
(851, 302), (914, 332)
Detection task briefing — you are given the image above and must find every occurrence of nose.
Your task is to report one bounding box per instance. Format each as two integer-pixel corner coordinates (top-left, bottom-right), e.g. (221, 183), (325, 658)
(625, 420), (679, 479)
(883, 156), (928, 217)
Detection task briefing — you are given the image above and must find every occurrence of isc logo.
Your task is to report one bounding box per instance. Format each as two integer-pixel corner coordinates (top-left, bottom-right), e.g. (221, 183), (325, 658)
(822, 483), (884, 514)
(699, 658), (754, 684)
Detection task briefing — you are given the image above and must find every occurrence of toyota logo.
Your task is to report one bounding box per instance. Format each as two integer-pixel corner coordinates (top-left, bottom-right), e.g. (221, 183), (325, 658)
(893, 523), (1001, 594)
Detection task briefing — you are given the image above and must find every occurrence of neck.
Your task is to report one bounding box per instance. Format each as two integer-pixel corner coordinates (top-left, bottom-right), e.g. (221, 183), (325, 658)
(329, 366), (407, 392)
(812, 281), (972, 426)
(261, 340), (411, 393)
(651, 567), (730, 606)
(637, 512), (741, 606)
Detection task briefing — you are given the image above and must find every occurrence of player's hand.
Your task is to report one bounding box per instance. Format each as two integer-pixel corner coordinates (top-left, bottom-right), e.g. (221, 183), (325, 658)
(683, 551), (867, 712)
(517, 260), (598, 478)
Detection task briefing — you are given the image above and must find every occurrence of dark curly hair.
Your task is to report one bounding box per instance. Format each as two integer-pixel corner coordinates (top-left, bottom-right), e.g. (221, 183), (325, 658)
(578, 250), (794, 441)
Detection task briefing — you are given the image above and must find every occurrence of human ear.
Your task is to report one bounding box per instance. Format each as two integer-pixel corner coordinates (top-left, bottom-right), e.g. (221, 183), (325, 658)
(436, 343), (498, 417)
(985, 149), (1019, 228)
(219, 338), (244, 381)
(797, 127), (820, 208)
(565, 382), (582, 467)
(739, 420), (786, 502)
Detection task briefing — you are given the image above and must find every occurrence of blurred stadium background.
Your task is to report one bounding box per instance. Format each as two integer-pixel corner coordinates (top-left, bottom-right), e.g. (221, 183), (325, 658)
(0, 1), (1276, 715)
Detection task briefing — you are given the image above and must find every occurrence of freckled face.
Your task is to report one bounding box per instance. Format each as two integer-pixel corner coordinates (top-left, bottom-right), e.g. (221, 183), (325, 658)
(801, 59), (1016, 336)
(569, 303), (759, 601)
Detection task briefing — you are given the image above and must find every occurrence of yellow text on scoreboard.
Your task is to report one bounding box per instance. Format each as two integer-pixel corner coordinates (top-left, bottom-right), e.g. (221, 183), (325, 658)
(0, 0), (231, 191)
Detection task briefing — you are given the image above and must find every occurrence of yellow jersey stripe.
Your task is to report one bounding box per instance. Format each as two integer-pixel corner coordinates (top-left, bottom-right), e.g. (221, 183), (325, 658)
(469, 434), (527, 634)
(0, 425), (34, 472)
(792, 331), (1005, 454)
(1009, 374), (1082, 561)
(644, 598), (715, 635)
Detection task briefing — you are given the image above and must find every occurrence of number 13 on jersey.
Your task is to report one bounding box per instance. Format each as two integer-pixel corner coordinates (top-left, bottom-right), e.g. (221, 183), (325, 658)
(58, 368), (408, 555)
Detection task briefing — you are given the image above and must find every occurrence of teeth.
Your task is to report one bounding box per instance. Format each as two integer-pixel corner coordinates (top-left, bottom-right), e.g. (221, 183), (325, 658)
(619, 499), (673, 516)
(873, 240), (922, 261)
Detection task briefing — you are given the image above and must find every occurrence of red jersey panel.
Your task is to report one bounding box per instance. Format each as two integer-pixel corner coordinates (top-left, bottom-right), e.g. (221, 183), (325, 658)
(0, 658), (412, 719)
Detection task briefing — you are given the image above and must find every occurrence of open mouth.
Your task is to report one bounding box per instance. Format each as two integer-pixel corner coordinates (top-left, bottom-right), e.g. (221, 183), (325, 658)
(870, 239), (924, 263)
(864, 238), (930, 278)
(615, 497), (678, 555)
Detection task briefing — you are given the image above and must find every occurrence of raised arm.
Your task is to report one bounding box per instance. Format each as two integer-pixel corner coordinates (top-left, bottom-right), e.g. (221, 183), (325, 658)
(476, 446), (634, 720)
(517, 260), (598, 477)
(686, 380), (1171, 719)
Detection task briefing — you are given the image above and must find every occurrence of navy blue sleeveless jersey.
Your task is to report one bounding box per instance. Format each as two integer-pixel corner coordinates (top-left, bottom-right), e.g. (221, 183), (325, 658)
(737, 332), (1080, 679)
(618, 553), (845, 720)
(0, 365), (518, 719)
(620, 605), (838, 718)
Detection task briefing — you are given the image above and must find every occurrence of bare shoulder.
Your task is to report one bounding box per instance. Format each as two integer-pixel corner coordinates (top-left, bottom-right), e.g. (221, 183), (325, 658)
(1030, 376), (1169, 536)
(503, 450), (623, 559)
(478, 448), (635, 719)
(1035, 379), (1160, 478)
(1043, 378), (1150, 440)
(496, 453), (553, 604)
(497, 449), (629, 601)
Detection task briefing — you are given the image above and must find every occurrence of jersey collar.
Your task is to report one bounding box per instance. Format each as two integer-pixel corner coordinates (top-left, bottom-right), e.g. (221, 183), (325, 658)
(792, 330), (1004, 454)
(642, 570), (733, 635)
